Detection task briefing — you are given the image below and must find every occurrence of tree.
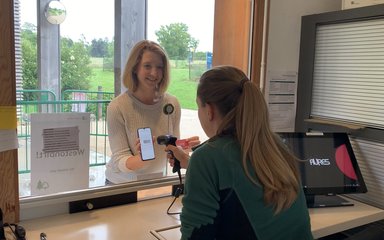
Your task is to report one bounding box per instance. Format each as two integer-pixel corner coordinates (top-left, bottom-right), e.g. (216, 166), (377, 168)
(89, 38), (109, 57)
(155, 22), (198, 60)
(188, 37), (199, 62)
(106, 38), (114, 57)
(21, 23), (92, 94)
(60, 37), (92, 91)
(21, 23), (38, 92)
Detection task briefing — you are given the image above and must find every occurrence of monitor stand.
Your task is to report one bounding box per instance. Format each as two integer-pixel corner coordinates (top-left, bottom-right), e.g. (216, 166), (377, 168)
(306, 194), (354, 208)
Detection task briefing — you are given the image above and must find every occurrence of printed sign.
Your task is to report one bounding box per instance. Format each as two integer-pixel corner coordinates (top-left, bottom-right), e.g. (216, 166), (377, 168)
(31, 112), (90, 195)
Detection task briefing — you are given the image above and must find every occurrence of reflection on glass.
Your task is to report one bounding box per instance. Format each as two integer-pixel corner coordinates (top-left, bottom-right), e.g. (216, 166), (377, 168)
(45, 0), (66, 24)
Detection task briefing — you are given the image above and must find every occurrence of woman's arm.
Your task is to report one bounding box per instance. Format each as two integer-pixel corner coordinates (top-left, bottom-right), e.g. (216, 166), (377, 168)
(165, 144), (190, 169)
(165, 136), (201, 169)
(107, 102), (144, 172)
(180, 149), (220, 239)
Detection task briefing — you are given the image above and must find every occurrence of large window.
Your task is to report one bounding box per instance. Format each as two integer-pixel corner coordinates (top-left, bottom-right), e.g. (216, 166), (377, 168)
(15, 0), (242, 221)
(12, 0), (261, 220)
(18, 0), (211, 196)
(296, 4), (384, 208)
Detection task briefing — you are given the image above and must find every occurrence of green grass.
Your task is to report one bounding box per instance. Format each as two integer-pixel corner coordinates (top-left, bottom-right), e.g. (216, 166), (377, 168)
(89, 68), (114, 92)
(169, 69), (198, 110)
(90, 57), (104, 68)
(88, 66), (200, 110)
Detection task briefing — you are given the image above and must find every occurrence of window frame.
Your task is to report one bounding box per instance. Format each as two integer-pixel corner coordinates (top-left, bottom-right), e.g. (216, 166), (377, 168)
(295, 4), (384, 144)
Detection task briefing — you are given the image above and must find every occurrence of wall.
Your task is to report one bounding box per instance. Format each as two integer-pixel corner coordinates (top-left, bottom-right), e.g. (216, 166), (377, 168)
(263, 0), (341, 131)
(0, 0), (19, 223)
(342, 0), (384, 9)
(266, 0), (341, 74)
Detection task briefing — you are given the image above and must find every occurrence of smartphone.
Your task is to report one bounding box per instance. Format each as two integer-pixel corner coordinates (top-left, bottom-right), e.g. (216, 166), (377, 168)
(137, 127), (155, 161)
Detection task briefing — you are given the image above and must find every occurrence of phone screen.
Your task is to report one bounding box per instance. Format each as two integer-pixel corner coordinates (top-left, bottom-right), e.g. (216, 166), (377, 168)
(137, 127), (155, 161)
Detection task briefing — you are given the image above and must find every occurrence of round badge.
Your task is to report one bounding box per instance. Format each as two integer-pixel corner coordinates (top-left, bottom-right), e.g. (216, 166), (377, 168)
(163, 103), (174, 115)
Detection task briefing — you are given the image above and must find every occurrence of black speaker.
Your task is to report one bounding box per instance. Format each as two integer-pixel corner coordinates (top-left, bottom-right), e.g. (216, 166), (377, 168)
(14, 225), (26, 240)
(69, 192), (137, 213)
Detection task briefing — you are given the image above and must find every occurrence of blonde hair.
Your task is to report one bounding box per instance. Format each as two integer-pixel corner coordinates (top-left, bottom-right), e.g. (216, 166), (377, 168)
(197, 65), (301, 213)
(122, 40), (170, 94)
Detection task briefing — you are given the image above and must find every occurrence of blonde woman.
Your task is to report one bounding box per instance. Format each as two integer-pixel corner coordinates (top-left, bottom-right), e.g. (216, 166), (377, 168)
(167, 65), (313, 239)
(106, 40), (181, 184)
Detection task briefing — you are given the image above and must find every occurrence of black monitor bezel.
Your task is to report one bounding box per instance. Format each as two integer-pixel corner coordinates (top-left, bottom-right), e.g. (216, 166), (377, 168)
(278, 132), (367, 196)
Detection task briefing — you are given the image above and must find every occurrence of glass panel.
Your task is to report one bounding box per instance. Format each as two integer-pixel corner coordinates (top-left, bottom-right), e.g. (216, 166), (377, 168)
(147, 0), (213, 177)
(59, 0), (114, 192)
(18, 0), (213, 198)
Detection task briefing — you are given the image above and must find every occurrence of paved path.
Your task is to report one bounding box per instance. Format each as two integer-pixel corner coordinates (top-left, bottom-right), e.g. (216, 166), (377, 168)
(180, 109), (208, 142)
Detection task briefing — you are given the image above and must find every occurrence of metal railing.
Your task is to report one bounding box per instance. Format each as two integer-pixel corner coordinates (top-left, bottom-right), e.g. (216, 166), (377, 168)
(17, 89), (114, 174)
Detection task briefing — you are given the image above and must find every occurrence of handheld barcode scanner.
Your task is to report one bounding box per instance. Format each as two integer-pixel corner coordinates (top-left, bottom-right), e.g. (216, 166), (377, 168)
(158, 134), (183, 215)
(157, 135), (180, 173)
(160, 103), (183, 215)
(159, 103), (181, 173)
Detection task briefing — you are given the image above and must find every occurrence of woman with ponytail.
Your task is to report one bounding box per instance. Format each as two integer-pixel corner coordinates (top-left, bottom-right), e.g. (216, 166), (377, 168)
(166, 65), (313, 239)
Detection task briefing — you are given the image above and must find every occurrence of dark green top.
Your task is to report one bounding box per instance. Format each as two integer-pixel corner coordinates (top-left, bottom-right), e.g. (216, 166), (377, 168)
(181, 136), (313, 240)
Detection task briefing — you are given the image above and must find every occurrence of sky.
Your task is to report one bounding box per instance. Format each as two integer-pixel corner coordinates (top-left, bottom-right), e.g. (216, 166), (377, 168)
(20, 0), (214, 52)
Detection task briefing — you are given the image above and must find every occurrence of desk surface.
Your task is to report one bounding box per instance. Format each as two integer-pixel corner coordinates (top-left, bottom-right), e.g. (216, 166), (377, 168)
(20, 195), (384, 240)
(21, 196), (182, 240)
(310, 196), (384, 238)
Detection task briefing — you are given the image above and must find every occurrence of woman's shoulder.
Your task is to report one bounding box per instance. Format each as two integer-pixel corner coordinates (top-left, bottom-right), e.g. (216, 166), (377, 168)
(110, 92), (128, 103)
(189, 137), (239, 173)
(109, 92), (131, 107)
(163, 93), (181, 111)
(107, 92), (131, 114)
(192, 137), (238, 159)
(164, 93), (180, 103)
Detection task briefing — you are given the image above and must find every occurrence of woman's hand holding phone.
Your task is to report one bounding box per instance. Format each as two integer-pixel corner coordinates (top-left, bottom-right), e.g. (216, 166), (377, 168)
(137, 127), (156, 161)
(125, 138), (147, 170)
(125, 154), (146, 170)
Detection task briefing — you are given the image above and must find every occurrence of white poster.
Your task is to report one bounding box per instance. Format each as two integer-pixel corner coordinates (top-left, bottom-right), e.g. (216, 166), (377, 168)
(265, 71), (298, 132)
(31, 112), (90, 195)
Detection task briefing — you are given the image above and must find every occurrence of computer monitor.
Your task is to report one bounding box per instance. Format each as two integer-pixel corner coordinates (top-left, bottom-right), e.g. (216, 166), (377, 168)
(278, 132), (367, 208)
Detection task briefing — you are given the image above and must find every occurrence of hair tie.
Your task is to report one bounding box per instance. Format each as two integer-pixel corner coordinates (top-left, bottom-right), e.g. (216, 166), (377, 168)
(239, 78), (249, 92)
